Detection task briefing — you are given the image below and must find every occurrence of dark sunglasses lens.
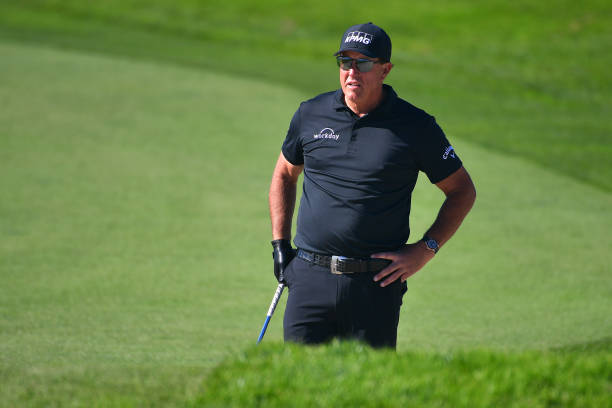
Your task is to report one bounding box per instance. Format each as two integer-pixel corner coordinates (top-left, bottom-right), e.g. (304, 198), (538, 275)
(336, 57), (376, 72)
(356, 60), (374, 72)
(336, 57), (352, 70)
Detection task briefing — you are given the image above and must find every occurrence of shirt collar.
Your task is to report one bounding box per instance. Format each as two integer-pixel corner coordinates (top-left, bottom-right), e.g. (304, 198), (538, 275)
(332, 88), (347, 111)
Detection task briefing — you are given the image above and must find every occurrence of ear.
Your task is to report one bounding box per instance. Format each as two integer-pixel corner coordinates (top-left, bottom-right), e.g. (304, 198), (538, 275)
(380, 62), (393, 80)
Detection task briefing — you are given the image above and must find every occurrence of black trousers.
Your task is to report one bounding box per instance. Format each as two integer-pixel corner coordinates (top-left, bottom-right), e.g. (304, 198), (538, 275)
(283, 256), (407, 349)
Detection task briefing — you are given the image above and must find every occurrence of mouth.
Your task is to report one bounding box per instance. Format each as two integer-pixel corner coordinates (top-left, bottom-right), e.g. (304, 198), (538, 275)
(346, 80), (361, 89)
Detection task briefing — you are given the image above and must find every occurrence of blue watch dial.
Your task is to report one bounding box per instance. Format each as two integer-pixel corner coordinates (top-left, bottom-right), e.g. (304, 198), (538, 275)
(422, 236), (439, 253)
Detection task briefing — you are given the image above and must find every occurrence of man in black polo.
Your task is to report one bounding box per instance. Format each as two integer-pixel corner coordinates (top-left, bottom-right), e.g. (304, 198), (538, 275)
(269, 22), (476, 348)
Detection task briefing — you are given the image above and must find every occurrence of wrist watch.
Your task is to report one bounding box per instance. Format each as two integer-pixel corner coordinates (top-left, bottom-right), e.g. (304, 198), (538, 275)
(421, 235), (439, 254)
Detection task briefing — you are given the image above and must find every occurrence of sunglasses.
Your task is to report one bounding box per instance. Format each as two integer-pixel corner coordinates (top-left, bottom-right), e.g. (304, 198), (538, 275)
(336, 56), (383, 72)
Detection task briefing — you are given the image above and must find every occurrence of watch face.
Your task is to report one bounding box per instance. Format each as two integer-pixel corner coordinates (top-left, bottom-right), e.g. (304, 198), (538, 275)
(426, 239), (438, 250)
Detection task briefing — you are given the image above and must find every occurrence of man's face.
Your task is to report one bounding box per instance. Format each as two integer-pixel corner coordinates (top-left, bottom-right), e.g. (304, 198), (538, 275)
(339, 50), (392, 107)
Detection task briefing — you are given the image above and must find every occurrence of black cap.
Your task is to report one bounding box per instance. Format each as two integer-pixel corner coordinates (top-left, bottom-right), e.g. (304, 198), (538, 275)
(334, 22), (392, 62)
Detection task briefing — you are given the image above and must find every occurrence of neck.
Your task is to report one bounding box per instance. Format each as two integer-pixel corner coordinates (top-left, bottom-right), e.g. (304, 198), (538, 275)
(344, 86), (385, 117)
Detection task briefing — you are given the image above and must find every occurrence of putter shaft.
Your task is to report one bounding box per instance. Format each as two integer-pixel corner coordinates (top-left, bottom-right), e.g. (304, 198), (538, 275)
(257, 283), (285, 344)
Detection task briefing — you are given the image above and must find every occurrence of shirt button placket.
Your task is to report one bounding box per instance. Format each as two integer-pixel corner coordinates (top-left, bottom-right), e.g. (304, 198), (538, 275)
(347, 120), (358, 154)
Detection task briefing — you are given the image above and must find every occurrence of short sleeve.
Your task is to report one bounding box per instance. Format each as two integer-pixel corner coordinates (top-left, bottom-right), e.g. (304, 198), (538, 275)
(281, 107), (304, 165)
(414, 117), (463, 183)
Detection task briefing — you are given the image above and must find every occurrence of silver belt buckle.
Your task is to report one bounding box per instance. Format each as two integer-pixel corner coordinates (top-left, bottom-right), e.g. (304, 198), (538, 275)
(331, 255), (347, 274)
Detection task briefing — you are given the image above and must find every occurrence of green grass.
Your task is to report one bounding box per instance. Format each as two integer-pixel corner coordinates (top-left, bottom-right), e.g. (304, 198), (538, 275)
(0, 0), (610, 190)
(1, 38), (611, 406)
(1, 365), (207, 407)
(197, 341), (612, 407)
(0, 40), (297, 366)
(1, 1), (611, 406)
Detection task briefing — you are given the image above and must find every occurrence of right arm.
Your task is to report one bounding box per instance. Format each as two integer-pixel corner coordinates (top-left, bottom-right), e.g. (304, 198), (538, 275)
(269, 152), (304, 240)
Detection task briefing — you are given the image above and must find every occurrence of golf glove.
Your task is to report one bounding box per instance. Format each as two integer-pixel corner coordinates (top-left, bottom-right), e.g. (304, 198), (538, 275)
(271, 239), (295, 283)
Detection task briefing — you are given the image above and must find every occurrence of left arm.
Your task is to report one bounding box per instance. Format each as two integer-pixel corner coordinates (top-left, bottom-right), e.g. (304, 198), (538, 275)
(372, 166), (476, 287)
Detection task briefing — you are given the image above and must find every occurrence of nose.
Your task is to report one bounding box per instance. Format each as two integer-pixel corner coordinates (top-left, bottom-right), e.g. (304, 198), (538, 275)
(347, 60), (360, 75)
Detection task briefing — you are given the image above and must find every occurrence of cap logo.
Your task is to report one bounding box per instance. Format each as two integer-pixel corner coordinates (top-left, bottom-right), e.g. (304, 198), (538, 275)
(344, 31), (373, 45)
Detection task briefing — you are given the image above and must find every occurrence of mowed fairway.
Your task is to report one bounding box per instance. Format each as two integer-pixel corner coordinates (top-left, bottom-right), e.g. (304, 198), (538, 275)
(1, 39), (611, 405)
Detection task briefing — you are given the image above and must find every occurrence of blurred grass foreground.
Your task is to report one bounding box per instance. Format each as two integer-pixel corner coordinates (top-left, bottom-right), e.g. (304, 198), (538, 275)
(197, 341), (612, 408)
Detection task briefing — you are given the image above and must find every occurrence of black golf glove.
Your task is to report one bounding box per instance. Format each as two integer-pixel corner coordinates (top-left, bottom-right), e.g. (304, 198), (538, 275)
(271, 239), (295, 283)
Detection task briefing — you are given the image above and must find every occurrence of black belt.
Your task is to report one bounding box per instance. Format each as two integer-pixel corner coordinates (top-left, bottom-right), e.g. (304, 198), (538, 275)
(297, 248), (391, 274)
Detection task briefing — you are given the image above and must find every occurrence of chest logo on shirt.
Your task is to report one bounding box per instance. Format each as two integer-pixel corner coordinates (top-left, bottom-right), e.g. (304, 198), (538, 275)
(443, 146), (456, 159)
(313, 128), (340, 141)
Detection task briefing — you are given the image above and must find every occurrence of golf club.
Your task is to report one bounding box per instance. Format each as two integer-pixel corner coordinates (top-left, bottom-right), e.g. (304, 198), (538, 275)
(256, 283), (285, 344)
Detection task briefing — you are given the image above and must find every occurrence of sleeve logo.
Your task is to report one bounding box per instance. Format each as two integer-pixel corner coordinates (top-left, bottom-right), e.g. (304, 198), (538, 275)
(443, 146), (456, 159)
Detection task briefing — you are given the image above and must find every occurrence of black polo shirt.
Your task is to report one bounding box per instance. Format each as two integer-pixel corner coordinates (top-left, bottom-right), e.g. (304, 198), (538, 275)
(282, 84), (462, 258)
